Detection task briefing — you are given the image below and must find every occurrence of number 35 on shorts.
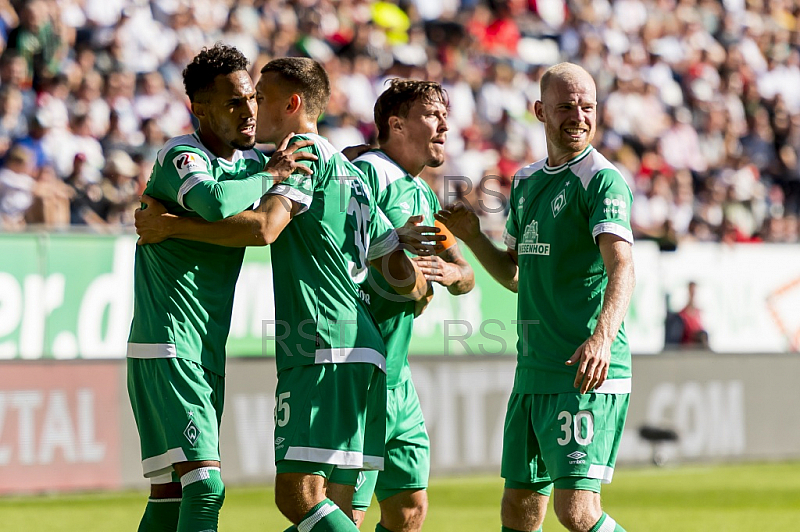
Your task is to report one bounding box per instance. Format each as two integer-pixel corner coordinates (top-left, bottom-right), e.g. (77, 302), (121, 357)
(557, 410), (594, 446)
(275, 392), (291, 427)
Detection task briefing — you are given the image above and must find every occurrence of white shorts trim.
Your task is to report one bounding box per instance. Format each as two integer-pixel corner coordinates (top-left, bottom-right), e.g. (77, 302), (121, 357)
(594, 378), (631, 394)
(587, 464), (614, 483)
(314, 348), (386, 372)
(150, 473), (174, 485)
(361, 454), (385, 471)
(283, 446), (365, 468)
(142, 447), (188, 478)
(127, 343), (177, 359)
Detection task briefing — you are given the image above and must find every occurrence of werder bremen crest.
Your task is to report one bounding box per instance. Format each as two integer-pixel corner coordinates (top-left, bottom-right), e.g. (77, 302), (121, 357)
(518, 220), (550, 255)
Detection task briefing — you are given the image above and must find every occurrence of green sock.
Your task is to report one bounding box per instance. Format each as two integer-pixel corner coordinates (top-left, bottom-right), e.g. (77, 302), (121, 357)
(589, 512), (627, 532)
(137, 497), (180, 532)
(376, 524), (393, 532)
(177, 467), (226, 532)
(298, 499), (359, 531)
(501, 527), (539, 532)
(283, 527), (298, 532)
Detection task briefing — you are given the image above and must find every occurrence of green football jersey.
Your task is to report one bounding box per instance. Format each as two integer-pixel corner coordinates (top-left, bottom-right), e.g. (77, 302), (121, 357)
(268, 134), (399, 374)
(354, 150), (441, 388)
(128, 133), (270, 377)
(503, 145), (633, 395)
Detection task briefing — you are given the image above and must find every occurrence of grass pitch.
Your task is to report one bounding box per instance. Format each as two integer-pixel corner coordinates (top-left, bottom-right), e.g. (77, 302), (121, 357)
(3, 461), (799, 531)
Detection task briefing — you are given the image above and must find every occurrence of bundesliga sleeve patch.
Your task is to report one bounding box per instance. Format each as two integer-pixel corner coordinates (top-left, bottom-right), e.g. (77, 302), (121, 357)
(172, 152), (207, 179)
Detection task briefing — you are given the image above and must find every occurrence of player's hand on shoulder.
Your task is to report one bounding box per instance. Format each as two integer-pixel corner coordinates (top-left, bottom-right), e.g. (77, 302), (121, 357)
(265, 132), (317, 182)
(341, 143), (371, 161)
(435, 202), (481, 243)
(397, 215), (446, 256)
(135, 194), (176, 245)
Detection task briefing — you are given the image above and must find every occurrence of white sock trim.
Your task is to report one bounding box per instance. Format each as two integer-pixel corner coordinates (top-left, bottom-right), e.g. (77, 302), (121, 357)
(598, 513), (617, 532)
(180, 466), (220, 489)
(147, 498), (182, 503)
(298, 501), (337, 532)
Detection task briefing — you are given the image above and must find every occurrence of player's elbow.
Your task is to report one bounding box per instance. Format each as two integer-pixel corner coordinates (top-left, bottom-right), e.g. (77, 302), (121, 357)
(253, 219), (279, 246)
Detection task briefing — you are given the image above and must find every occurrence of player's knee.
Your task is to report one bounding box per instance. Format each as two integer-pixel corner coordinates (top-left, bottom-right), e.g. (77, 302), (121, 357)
(553, 498), (600, 532)
(275, 474), (325, 524)
(500, 490), (527, 521)
(381, 490), (428, 531)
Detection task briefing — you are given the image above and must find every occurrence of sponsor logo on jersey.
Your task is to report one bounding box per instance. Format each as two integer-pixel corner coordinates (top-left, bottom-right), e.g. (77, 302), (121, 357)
(603, 194), (628, 220)
(173, 153), (206, 179)
(184, 419), (200, 445)
(518, 220), (550, 255)
(552, 189), (567, 217)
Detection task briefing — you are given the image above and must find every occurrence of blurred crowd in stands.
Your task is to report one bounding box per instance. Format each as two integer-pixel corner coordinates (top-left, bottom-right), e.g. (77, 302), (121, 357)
(0, 0), (798, 244)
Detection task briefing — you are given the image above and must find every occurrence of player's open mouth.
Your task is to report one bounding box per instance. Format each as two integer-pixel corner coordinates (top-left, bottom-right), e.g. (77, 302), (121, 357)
(240, 124), (256, 135)
(564, 128), (586, 138)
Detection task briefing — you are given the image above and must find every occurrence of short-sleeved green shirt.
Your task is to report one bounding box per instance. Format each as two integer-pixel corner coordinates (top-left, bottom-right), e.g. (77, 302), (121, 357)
(267, 134), (399, 374)
(503, 146), (634, 394)
(128, 133), (270, 377)
(354, 150), (441, 388)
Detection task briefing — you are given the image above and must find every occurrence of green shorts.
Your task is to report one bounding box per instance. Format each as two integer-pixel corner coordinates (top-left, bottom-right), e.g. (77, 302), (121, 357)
(127, 357), (224, 479)
(501, 392), (629, 492)
(330, 377), (430, 510)
(275, 362), (386, 477)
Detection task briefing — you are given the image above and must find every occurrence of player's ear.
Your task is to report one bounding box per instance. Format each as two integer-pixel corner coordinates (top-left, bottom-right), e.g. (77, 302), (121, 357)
(287, 94), (302, 113)
(533, 101), (545, 122)
(388, 115), (403, 135)
(191, 101), (206, 119)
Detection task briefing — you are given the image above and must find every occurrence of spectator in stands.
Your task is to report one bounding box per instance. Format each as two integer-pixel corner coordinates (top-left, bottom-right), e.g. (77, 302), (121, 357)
(25, 163), (72, 228)
(678, 281), (709, 348)
(0, 144), (35, 230)
(98, 149), (139, 225)
(0, 0), (795, 245)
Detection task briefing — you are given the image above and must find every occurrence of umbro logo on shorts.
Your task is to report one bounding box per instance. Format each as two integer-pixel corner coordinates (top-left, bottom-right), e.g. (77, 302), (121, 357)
(275, 437), (285, 449)
(567, 451), (587, 460)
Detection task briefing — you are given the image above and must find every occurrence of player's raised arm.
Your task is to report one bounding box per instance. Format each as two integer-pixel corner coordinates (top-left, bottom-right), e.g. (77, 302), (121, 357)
(177, 136), (315, 222)
(136, 191), (302, 247)
(436, 203), (518, 293)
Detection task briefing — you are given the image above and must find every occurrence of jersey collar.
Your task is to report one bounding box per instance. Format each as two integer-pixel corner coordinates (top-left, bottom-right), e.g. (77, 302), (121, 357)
(542, 145), (594, 174)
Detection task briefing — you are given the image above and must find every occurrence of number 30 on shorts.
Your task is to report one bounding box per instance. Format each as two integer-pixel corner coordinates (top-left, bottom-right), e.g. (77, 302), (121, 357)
(275, 392), (291, 427)
(557, 410), (594, 446)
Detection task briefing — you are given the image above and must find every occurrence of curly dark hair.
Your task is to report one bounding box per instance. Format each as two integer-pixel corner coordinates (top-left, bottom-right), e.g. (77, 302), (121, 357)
(374, 79), (449, 144)
(260, 57), (331, 118)
(183, 43), (249, 102)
